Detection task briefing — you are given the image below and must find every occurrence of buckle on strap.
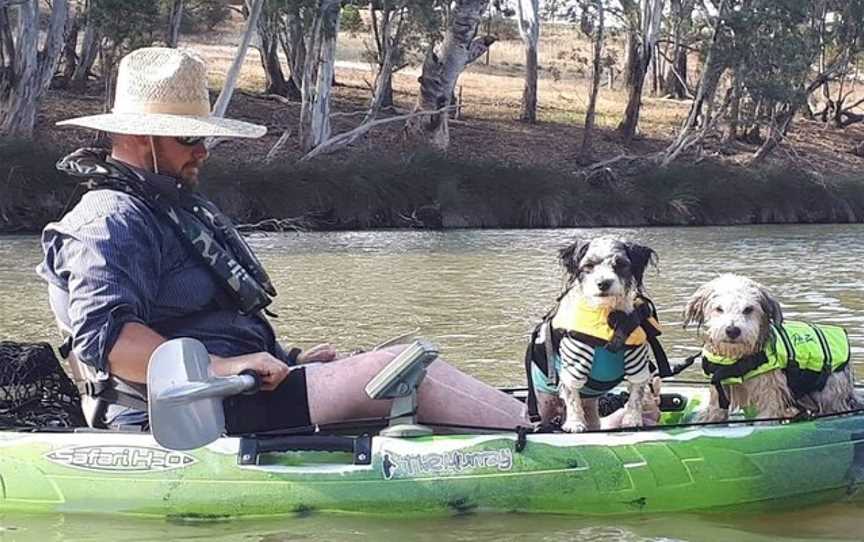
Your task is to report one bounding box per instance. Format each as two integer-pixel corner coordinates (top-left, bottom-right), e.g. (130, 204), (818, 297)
(74, 379), (99, 398)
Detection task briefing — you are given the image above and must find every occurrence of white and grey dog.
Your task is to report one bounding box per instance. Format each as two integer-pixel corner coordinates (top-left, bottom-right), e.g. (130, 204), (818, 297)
(684, 274), (860, 422)
(533, 237), (660, 432)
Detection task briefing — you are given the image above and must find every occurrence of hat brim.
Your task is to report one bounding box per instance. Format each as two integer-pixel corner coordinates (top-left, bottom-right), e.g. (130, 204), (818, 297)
(57, 112), (267, 139)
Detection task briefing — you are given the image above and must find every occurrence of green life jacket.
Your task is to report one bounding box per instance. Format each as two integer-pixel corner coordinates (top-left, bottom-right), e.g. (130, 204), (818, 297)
(702, 321), (851, 409)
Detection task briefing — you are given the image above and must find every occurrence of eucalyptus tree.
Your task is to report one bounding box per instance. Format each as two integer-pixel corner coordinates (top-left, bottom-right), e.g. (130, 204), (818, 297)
(299, 0), (341, 152)
(808, 0), (864, 128)
(0, 0), (70, 138)
(516, 0), (541, 122)
(257, 0), (294, 97)
(579, 0), (605, 160)
(364, 0), (442, 112)
(166, 0), (185, 46)
(71, 0), (100, 90)
(405, 0), (496, 150)
(661, 0), (695, 99)
(616, 0), (664, 142)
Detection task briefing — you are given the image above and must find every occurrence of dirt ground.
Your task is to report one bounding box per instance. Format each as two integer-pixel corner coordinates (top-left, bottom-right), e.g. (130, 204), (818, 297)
(36, 15), (864, 179)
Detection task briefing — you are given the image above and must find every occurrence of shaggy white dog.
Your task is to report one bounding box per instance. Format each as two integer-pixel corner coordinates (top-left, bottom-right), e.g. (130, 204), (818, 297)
(683, 274), (860, 422)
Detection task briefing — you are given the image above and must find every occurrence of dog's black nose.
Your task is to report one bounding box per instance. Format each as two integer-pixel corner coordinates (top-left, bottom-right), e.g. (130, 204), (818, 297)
(597, 279), (613, 292)
(725, 326), (741, 339)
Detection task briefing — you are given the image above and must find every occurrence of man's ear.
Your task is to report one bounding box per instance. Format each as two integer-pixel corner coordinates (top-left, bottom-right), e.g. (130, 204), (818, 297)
(625, 242), (658, 288)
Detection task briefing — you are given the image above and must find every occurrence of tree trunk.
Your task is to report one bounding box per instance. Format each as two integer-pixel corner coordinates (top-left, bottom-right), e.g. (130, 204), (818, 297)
(71, 2), (99, 90)
(722, 64), (742, 145)
(0, 0), (70, 138)
(405, 0), (494, 151)
(370, 44), (395, 115)
(257, 4), (291, 96)
(580, 0), (605, 160)
(58, 6), (81, 87)
(167, 0), (184, 47)
(662, 0), (693, 99)
(661, 0), (728, 166)
(517, 0), (540, 123)
(617, 0), (664, 143)
(278, 4), (305, 100)
(299, 0), (340, 153)
(369, 3), (397, 114)
(669, 45), (688, 98)
(750, 107), (795, 165)
(212, 0), (264, 119)
(618, 60), (648, 140)
(622, 30), (639, 89)
(261, 34), (291, 96)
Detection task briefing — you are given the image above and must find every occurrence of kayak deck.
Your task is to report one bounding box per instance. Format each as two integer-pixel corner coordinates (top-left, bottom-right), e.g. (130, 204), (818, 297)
(2, 383), (863, 518)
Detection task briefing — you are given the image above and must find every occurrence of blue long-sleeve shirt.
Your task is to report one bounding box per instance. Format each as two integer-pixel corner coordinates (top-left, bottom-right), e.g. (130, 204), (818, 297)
(37, 166), (287, 374)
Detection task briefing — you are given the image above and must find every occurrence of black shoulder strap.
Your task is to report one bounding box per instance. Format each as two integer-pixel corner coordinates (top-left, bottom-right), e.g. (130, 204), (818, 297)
(524, 334), (541, 423)
(524, 319), (555, 423)
(702, 352), (769, 409)
(626, 296), (674, 378)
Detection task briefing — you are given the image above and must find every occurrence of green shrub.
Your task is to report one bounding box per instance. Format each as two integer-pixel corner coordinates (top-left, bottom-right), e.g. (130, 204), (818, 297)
(181, 0), (232, 33)
(2, 139), (863, 233)
(340, 5), (366, 36)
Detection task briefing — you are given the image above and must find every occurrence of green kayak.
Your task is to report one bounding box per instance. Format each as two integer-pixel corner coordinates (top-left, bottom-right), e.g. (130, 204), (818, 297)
(1, 383), (863, 519)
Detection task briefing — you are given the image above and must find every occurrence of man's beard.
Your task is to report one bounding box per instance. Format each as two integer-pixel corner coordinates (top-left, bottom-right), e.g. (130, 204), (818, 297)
(180, 163), (202, 187)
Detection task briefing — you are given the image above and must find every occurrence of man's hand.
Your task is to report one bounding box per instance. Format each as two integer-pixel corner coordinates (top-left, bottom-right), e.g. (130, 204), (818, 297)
(297, 343), (337, 364)
(210, 352), (290, 391)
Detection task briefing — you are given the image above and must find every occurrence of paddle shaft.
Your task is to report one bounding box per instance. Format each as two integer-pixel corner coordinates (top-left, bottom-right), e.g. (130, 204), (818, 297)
(156, 373), (258, 404)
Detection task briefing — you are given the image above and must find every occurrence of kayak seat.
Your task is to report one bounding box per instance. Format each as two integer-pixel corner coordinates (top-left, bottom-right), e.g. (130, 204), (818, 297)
(48, 284), (109, 428)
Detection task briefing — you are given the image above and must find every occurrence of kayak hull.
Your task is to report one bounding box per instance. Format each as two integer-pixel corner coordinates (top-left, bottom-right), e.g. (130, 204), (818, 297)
(2, 387), (863, 518)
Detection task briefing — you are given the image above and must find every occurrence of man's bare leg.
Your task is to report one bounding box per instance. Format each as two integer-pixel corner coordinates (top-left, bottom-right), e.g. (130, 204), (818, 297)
(304, 346), (529, 429)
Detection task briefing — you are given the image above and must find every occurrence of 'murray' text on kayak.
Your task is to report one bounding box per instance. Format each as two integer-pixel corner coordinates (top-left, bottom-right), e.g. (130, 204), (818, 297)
(381, 448), (513, 480)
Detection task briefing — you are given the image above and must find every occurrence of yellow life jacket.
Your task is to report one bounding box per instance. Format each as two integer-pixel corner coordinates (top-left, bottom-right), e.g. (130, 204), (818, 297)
(551, 294), (661, 346)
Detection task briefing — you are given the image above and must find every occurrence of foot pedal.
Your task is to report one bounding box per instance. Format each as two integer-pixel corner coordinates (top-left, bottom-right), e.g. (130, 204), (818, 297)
(365, 340), (438, 437)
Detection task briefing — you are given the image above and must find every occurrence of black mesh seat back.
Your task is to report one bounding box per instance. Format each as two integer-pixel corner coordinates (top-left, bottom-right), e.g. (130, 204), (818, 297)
(0, 341), (87, 429)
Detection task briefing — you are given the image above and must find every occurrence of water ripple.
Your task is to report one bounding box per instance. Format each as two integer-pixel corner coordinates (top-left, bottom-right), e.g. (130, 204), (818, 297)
(3, 224), (864, 386)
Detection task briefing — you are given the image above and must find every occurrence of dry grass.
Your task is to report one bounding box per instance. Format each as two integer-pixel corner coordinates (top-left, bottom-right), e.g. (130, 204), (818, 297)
(35, 12), (864, 178)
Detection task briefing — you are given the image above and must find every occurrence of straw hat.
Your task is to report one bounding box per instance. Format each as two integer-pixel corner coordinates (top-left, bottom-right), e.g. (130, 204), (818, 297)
(58, 47), (266, 139)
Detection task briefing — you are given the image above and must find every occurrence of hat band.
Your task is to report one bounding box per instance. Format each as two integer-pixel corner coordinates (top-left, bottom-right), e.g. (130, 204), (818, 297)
(113, 100), (211, 117)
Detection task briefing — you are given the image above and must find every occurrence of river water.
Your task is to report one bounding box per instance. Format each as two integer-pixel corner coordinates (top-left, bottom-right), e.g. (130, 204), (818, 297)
(1, 225), (863, 541)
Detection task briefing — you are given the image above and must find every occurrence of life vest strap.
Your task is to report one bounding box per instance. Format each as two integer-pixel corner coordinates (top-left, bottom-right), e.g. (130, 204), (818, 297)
(703, 352), (770, 410)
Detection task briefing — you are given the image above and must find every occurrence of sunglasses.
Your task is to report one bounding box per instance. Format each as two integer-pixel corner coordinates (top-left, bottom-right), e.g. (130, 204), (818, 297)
(174, 136), (206, 146)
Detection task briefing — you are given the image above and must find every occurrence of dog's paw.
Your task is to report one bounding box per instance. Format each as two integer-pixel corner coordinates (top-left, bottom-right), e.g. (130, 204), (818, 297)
(620, 408), (644, 429)
(697, 409), (729, 423)
(560, 417), (588, 433)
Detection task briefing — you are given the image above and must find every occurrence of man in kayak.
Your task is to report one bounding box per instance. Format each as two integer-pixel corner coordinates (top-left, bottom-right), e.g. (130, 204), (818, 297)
(37, 47), (528, 432)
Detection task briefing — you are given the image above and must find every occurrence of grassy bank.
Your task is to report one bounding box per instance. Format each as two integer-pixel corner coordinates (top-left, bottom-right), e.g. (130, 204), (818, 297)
(2, 139), (862, 234)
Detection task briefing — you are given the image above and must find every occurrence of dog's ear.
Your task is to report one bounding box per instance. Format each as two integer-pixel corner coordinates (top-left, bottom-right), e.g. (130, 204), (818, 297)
(682, 284), (711, 330)
(757, 284), (784, 325)
(558, 239), (589, 278)
(625, 242), (658, 288)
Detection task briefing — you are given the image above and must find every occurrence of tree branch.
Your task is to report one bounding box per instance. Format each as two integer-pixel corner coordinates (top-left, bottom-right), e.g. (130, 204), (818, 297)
(299, 104), (457, 162)
(466, 35), (497, 65)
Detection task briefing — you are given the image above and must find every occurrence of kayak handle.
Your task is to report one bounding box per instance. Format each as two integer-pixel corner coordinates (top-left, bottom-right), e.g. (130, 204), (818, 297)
(237, 434), (373, 466)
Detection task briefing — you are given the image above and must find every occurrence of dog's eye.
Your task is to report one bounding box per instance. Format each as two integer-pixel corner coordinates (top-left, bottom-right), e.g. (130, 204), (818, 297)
(714, 307), (724, 314)
(581, 263), (595, 272)
(742, 306), (754, 315)
(613, 259), (630, 270)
